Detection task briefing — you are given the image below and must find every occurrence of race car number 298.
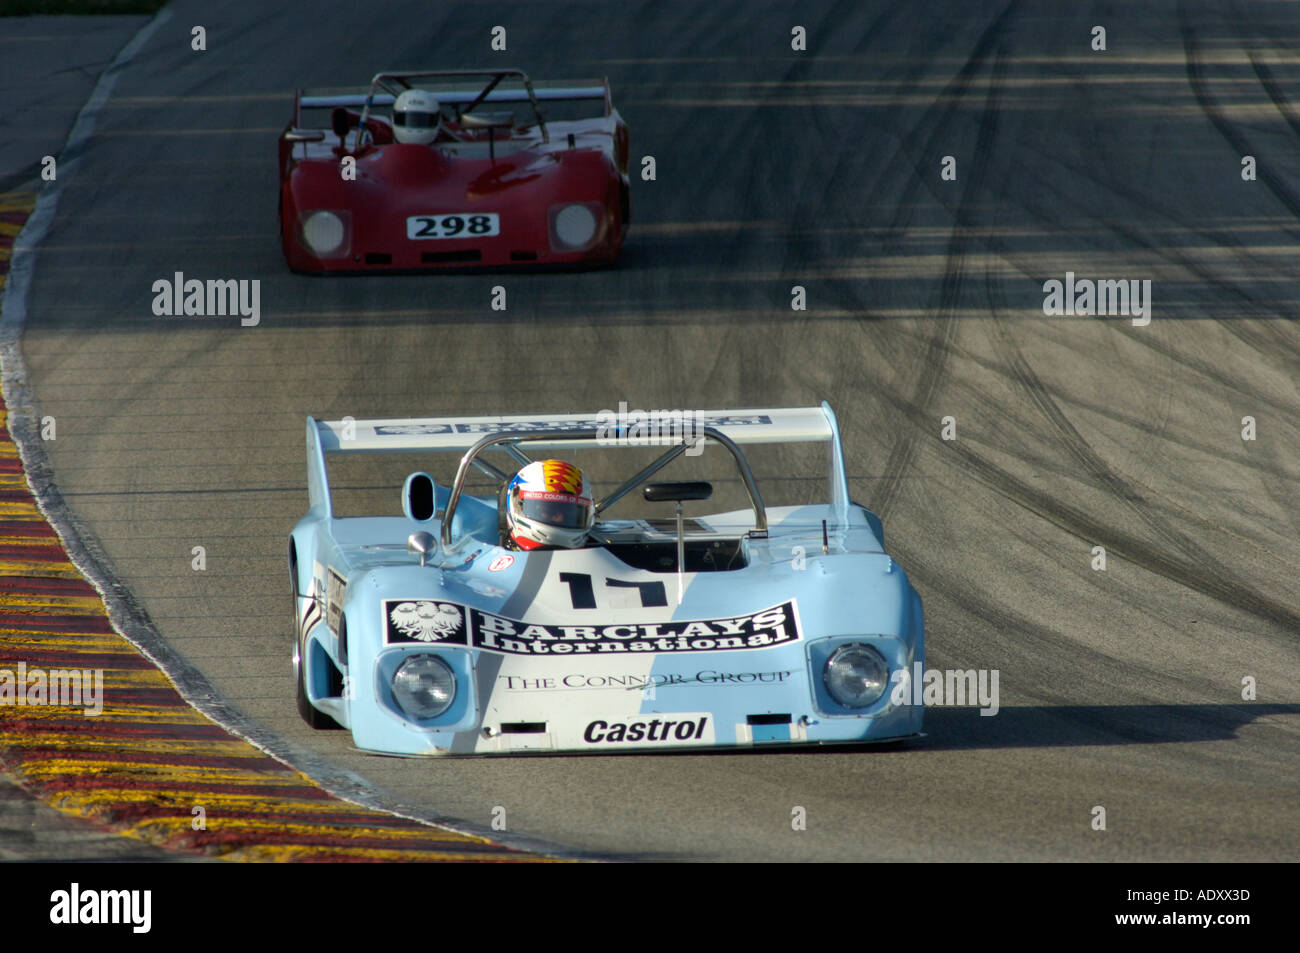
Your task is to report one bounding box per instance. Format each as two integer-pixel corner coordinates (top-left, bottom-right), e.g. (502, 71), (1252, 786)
(406, 213), (501, 239)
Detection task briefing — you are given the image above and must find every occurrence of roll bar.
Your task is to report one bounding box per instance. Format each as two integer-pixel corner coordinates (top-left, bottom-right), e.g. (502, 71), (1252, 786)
(355, 69), (549, 152)
(439, 427), (767, 548)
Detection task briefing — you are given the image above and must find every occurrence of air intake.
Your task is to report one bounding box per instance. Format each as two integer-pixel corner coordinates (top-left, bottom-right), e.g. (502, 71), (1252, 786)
(500, 722), (547, 734)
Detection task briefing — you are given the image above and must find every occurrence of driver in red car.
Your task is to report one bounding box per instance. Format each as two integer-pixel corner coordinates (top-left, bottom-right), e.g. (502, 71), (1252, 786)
(505, 460), (596, 551)
(392, 88), (460, 144)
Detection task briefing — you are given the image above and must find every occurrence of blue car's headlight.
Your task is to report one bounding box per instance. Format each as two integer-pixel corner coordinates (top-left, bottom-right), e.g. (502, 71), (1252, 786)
(391, 655), (456, 719)
(823, 643), (889, 709)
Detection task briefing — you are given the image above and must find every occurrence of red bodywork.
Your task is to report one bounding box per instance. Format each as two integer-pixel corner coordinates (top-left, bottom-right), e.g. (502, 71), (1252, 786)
(278, 74), (630, 273)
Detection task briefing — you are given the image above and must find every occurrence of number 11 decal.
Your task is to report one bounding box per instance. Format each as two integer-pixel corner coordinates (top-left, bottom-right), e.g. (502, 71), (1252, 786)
(559, 573), (668, 609)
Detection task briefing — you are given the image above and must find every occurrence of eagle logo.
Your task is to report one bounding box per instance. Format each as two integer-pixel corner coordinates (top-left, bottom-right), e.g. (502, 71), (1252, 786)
(389, 601), (463, 642)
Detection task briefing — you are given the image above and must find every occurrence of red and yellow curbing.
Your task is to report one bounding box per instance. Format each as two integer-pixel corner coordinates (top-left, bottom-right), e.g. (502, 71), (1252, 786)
(0, 191), (549, 861)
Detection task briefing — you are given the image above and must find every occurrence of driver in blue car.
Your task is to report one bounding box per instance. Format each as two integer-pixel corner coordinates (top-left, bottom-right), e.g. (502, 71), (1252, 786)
(505, 459), (595, 551)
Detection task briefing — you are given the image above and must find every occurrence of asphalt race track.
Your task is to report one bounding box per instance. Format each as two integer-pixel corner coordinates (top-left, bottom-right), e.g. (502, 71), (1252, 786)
(13, 0), (1299, 860)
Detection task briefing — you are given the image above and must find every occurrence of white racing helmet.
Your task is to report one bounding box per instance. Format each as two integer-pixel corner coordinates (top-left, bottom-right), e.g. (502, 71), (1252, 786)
(392, 89), (443, 144)
(507, 460), (595, 551)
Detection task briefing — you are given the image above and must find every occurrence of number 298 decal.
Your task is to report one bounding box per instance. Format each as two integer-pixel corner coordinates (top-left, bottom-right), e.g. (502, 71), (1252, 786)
(406, 213), (500, 240)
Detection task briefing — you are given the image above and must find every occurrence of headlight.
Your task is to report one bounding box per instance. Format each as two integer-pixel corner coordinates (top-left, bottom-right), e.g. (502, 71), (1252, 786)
(823, 643), (889, 709)
(391, 655), (455, 719)
(552, 203), (598, 249)
(301, 210), (345, 255)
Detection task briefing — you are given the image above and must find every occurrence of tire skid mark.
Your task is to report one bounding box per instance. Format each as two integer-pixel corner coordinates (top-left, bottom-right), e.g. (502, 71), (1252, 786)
(874, 5), (1018, 520)
(1180, 3), (1300, 220)
(877, 380), (1300, 638)
(1009, 147), (1295, 361)
(976, 32), (1297, 358)
(974, 201), (1298, 643)
(967, 182), (1297, 418)
(956, 21), (1300, 563)
(901, 556), (1199, 708)
(927, 330), (1297, 490)
(1248, 53), (1300, 141)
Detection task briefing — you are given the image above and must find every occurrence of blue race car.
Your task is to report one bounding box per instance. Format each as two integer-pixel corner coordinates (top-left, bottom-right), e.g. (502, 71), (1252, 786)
(289, 404), (924, 754)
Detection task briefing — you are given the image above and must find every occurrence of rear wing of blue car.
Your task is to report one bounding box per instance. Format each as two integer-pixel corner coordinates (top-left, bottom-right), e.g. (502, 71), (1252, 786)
(303, 403), (852, 527)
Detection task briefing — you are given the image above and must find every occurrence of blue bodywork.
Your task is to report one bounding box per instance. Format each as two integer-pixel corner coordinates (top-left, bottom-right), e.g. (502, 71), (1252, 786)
(289, 405), (924, 755)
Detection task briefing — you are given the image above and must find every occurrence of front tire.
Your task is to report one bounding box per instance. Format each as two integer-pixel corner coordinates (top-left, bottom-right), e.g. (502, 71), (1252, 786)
(292, 553), (342, 730)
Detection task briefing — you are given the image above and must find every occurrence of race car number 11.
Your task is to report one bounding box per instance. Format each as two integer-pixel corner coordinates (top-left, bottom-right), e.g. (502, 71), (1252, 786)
(406, 213), (500, 239)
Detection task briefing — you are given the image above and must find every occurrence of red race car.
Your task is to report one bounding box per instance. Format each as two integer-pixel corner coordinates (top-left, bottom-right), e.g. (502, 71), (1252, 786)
(278, 69), (630, 273)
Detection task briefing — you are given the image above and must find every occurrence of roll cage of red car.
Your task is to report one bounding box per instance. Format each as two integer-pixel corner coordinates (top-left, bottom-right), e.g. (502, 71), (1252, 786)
(351, 70), (551, 153)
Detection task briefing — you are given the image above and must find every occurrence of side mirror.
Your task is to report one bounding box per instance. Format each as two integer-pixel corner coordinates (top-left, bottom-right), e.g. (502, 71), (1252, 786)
(642, 483), (713, 605)
(460, 111), (514, 130)
(402, 472), (437, 522)
(330, 107), (353, 140)
(643, 481), (713, 503)
(407, 531), (437, 567)
(284, 128), (326, 144)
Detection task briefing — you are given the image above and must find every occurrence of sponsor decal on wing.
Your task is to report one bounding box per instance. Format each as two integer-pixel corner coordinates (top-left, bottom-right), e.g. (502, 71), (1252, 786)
(373, 423), (454, 436)
(382, 599), (801, 654)
(451, 414), (773, 434)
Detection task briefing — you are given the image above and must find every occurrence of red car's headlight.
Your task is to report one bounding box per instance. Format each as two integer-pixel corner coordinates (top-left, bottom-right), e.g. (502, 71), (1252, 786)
(548, 202), (603, 251)
(300, 210), (350, 257)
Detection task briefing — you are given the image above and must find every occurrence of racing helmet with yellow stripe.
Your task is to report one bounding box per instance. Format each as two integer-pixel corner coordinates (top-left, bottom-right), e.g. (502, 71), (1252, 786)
(506, 460), (595, 550)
